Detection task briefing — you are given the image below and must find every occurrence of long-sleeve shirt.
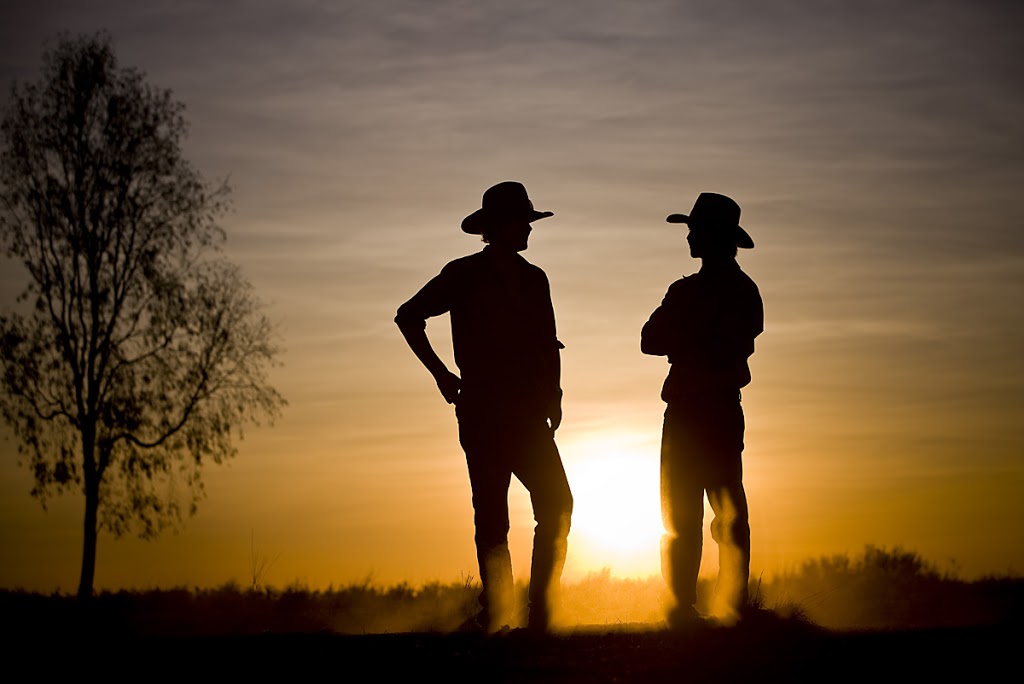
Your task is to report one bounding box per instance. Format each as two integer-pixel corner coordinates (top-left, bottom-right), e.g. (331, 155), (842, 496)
(395, 246), (563, 416)
(641, 259), (763, 402)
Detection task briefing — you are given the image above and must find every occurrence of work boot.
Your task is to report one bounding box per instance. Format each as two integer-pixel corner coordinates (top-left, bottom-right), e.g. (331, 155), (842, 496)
(666, 604), (705, 630)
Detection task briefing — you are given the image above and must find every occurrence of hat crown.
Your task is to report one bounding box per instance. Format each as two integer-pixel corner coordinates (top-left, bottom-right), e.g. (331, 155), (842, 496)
(481, 181), (534, 214)
(688, 192), (741, 227)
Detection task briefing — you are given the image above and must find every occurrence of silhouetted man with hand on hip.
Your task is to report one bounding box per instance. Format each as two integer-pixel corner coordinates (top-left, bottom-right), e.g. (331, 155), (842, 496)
(395, 181), (573, 634)
(641, 192), (763, 627)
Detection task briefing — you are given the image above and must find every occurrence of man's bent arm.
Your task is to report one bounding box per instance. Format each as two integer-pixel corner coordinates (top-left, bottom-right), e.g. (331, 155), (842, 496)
(642, 280), (692, 358)
(642, 298), (680, 357)
(395, 306), (461, 404)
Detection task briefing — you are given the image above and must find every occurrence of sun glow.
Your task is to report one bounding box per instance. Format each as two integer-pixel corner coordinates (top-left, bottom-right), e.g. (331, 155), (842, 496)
(563, 432), (664, 577)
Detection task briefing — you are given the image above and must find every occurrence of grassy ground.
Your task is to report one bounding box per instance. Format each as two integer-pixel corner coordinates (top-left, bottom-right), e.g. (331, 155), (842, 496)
(6, 547), (1021, 681)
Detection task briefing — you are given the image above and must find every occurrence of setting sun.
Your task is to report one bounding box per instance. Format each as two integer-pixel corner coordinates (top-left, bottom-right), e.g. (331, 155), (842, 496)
(563, 433), (664, 577)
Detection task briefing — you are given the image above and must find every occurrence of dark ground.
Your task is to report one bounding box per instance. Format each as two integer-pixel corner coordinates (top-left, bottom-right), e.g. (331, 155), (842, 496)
(18, 615), (1018, 683)
(9, 550), (1020, 679)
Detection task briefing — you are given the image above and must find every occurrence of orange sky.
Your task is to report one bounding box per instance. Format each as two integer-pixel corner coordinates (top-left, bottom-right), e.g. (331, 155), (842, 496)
(1, 1), (1022, 593)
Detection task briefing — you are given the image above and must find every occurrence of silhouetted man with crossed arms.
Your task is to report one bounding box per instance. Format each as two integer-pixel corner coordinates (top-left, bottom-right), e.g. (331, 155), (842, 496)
(642, 192), (763, 627)
(395, 181), (573, 634)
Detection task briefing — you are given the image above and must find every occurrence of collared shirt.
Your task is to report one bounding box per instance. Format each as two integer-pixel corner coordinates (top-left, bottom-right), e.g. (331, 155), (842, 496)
(396, 246), (563, 414)
(641, 258), (763, 402)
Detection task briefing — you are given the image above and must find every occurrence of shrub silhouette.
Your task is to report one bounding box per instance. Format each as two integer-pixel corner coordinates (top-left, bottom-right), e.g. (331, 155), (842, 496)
(757, 545), (1019, 630)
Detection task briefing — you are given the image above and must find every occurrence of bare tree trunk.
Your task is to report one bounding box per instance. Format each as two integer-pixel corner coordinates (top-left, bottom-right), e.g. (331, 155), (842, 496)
(77, 430), (99, 600)
(77, 480), (99, 599)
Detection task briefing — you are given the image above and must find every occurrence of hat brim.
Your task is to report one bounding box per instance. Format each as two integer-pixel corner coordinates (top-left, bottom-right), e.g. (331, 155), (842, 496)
(462, 209), (554, 235)
(666, 213), (754, 249)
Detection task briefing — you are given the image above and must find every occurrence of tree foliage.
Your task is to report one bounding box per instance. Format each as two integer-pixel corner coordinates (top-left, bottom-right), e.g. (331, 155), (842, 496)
(0, 32), (285, 596)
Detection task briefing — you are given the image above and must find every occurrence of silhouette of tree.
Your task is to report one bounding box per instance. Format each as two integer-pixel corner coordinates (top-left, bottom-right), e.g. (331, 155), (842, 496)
(0, 32), (285, 599)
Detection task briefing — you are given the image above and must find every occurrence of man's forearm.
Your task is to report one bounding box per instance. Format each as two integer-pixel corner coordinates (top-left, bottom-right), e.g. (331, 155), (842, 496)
(641, 312), (674, 356)
(397, 321), (450, 379)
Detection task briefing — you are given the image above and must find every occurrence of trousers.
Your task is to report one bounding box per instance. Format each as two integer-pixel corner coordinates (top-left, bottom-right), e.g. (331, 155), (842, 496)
(660, 395), (750, 616)
(457, 405), (573, 631)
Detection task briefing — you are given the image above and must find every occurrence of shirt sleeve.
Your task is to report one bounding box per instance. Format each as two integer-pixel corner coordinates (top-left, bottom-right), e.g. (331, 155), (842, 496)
(394, 262), (457, 330)
(641, 279), (688, 357)
(747, 286), (764, 354)
(544, 272), (566, 351)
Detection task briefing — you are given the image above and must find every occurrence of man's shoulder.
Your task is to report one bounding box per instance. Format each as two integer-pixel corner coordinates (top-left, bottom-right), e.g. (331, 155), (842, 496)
(438, 250), (489, 276)
(447, 249), (487, 266)
(517, 255), (549, 280)
(734, 266), (761, 294)
(665, 274), (697, 294)
(439, 250), (549, 284)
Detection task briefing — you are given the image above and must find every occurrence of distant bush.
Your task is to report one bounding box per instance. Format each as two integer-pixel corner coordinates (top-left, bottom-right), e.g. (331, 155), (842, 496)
(756, 545), (1024, 630)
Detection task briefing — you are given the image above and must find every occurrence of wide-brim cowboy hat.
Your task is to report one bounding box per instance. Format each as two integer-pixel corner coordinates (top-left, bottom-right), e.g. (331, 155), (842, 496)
(666, 192), (754, 249)
(461, 181), (553, 235)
